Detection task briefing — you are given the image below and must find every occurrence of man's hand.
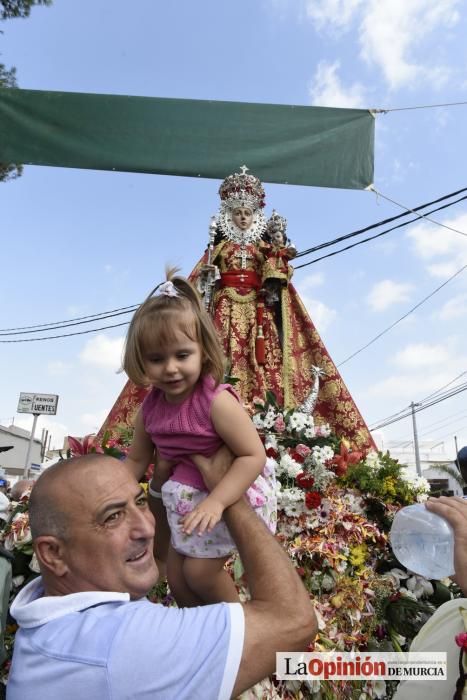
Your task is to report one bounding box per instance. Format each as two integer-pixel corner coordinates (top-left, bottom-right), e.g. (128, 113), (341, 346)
(191, 445), (235, 492)
(425, 496), (467, 594)
(181, 495), (224, 535)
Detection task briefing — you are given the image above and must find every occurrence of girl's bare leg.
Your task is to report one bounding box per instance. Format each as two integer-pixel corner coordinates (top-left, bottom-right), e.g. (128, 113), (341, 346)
(166, 545), (204, 607)
(183, 556), (240, 604)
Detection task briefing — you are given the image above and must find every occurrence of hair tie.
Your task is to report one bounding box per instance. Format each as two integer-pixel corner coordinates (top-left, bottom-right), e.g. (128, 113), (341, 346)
(155, 281), (180, 298)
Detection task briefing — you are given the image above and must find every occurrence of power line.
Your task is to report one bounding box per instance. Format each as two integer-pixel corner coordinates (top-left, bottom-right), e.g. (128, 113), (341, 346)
(0, 303), (139, 333)
(0, 321), (130, 343)
(0, 308), (136, 336)
(370, 187), (467, 238)
(3, 187), (467, 337)
(337, 262), (467, 367)
(418, 371), (467, 404)
(295, 186), (467, 259)
(295, 192), (467, 270)
(370, 382), (467, 431)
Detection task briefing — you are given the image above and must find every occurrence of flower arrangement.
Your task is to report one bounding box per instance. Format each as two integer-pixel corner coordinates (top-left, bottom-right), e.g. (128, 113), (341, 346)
(238, 394), (456, 699)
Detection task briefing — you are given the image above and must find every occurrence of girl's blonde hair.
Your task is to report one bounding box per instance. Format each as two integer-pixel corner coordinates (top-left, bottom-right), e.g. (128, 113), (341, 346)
(123, 267), (225, 387)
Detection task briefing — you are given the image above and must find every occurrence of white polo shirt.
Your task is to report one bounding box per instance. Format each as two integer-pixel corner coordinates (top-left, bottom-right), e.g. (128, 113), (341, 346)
(7, 577), (244, 700)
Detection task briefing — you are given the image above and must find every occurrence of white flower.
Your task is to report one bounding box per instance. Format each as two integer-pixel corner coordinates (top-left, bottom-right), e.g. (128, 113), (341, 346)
(406, 574), (434, 599)
(322, 574), (335, 591)
(384, 567), (408, 589)
(264, 434), (278, 451)
(252, 414), (264, 429)
(262, 408), (278, 429)
(286, 411), (314, 433)
(279, 453), (301, 478)
(399, 587), (417, 601)
(365, 450), (381, 471)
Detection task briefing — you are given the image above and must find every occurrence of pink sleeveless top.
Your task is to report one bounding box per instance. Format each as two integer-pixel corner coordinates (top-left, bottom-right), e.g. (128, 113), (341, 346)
(141, 375), (239, 491)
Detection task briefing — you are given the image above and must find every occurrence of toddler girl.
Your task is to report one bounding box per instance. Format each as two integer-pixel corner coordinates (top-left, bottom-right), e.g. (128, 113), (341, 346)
(125, 270), (276, 606)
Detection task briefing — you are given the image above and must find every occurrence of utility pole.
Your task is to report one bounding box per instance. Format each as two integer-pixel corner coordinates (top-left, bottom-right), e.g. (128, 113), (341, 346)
(411, 402), (422, 477)
(23, 414), (39, 478)
(454, 435), (460, 471)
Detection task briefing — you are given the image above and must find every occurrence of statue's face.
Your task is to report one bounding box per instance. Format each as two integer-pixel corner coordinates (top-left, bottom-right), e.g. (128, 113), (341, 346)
(271, 230), (285, 246)
(232, 207), (254, 231)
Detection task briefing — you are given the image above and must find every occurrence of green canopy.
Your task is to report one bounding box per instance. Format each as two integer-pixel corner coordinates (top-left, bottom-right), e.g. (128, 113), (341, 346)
(0, 88), (374, 189)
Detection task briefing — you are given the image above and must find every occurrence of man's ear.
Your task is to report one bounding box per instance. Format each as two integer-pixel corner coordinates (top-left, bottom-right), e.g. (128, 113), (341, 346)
(34, 536), (69, 577)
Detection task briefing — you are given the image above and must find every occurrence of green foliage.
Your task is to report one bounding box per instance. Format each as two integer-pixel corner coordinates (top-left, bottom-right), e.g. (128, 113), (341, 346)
(0, 0), (52, 20)
(384, 593), (435, 639)
(0, 64), (22, 182)
(339, 451), (420, 506)
(433, 462), (466, 489)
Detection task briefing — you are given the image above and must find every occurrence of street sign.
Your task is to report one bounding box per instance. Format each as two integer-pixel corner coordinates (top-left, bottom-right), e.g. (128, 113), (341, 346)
(17, 393), (59, 415)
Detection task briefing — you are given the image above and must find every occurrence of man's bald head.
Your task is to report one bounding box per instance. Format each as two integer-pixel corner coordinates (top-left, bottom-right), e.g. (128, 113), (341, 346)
(29, 454), (121, 540)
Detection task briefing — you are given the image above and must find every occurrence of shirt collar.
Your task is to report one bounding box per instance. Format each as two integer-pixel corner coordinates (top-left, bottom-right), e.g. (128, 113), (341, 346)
(11, 576), (130, 629)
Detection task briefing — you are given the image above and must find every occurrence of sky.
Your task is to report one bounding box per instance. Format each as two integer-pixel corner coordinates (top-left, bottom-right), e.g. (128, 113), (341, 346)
(1, 0), (467, 463)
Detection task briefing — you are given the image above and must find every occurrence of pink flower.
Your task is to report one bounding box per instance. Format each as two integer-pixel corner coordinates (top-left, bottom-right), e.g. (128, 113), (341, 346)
(295, 444), (311, 458)
(274, 416), (286, 432)
(176, 501), (192, 516)
(455, 632), (467, 650)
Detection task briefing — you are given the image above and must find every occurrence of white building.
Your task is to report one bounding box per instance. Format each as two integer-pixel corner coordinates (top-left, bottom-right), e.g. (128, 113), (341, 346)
(0, 424), (42, 479)
(373, 435), (462, 496)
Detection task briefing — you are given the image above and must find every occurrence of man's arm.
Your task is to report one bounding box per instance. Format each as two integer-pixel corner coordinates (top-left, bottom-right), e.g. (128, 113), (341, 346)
(425, 496), (467, 594)
(193, 451), (317, 697)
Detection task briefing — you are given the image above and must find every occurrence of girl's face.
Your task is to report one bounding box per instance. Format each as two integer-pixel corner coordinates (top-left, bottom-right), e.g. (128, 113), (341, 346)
(232, 207), (254, 231)
(143, 326), (203, 403)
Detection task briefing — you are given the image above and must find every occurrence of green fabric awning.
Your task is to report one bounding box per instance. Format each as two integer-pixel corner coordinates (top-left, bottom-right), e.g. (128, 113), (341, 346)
(0, 88), (374, 189)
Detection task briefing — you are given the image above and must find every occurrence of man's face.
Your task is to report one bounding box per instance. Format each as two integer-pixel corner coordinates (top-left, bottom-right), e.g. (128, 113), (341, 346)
(60, 459), (157, 599)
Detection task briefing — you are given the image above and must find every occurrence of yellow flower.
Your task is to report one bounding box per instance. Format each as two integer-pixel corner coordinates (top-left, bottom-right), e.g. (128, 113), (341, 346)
(349, 544), (368, 568)
(382, 477), (397, 496)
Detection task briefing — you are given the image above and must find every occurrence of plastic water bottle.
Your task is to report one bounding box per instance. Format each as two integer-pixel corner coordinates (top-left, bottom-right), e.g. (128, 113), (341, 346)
(389, 503), (455, 580)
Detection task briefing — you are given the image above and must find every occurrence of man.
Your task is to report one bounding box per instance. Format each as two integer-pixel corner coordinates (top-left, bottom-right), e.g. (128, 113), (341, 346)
(9, 479), (34, 502)
(7, 453), (316, 699)
(394, 496), (467, 700)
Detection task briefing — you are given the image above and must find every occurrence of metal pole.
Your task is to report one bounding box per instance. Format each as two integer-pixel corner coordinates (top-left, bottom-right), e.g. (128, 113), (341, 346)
(454, 435), (460, 471)
(411, 402), (422, 477)
(23, 413), (39, 478)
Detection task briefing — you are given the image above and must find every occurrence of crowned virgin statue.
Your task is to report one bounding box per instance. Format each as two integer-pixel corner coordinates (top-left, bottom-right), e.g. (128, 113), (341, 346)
(98, 167), (374, 449)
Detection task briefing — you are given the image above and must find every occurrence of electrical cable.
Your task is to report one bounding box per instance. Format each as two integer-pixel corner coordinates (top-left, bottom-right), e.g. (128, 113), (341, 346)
(336, 262), (467, 367)
(3, 187), (467, 336)
(0, 321), (130, 343)
(295, 193), (467, 270)
(370, 187), (467, 238)
(0, 304), (138, 333)
(0, 308), (137, 336)
(295, 186), (467, 259)
(370, 381), (467, 431)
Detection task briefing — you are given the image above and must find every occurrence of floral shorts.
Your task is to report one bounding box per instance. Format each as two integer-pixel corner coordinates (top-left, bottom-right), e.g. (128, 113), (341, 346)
(161, 458), (277, 558)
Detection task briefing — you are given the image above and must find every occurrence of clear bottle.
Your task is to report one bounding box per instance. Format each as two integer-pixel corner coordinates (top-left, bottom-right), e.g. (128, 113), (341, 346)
(389, 503), (455, 580)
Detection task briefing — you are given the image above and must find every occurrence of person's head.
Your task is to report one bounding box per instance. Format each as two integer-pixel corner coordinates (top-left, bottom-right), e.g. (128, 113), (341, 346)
(266, 210), (288, 247)
(123, 269), (225, 396)
(457, 446), (467, 483)
(232, 207), (253, 231)
(217, 166), (267, 241)
(271, 229), (286, 246)
(29, 454), (157, 599)
(10, 479), (34, 501)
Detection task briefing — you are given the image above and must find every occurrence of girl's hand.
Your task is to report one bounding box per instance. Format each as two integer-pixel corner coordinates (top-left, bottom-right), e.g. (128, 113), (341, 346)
(181, 496), (225, 536)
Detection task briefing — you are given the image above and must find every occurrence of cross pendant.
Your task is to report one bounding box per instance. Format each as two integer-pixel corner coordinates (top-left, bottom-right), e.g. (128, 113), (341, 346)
(235, 246), (252, 269)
